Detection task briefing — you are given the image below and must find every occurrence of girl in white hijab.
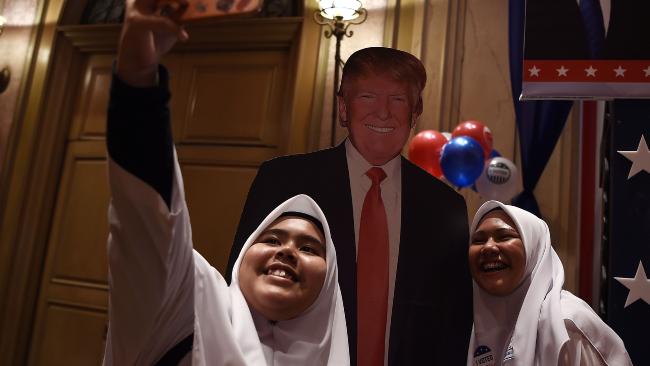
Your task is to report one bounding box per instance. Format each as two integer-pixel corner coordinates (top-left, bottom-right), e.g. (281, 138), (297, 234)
(466, 200), (632, 366)
(104, 154), (349, 365)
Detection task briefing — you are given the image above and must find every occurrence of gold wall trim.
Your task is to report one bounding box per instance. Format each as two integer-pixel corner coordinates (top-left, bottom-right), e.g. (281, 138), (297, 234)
(392, 0), (425, 56)
(60, 17), (302, 53)
(307, 26), (329, 152)
(0, 0), (67, 364)
(419, 0), (467, 132)
(384, 0), (398, 47)
(286, 1), (323, 154)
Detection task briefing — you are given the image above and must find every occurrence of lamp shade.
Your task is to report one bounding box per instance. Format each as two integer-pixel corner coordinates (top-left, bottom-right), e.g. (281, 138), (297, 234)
(317, 0), (363, 20)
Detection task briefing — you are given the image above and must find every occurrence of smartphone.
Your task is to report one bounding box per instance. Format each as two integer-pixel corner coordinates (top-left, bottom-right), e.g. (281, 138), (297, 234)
(157, 0), (263, 22)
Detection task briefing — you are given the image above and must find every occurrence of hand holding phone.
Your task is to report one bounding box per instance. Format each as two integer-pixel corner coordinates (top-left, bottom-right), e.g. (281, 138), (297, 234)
(117, 0), (262, 87)
(157, 0), (262, 22)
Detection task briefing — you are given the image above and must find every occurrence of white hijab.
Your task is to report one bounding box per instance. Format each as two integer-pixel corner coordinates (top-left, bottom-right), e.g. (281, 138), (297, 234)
(192, 194), (350, 365)
(467, 200), (630, 366)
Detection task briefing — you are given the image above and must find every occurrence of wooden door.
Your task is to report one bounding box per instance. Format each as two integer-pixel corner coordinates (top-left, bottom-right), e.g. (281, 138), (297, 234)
(26, 18), (315, 365)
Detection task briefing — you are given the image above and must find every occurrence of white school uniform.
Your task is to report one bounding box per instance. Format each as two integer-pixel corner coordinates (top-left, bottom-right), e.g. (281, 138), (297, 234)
(467, 201), (632, 366)
(103, 152), (349, 365)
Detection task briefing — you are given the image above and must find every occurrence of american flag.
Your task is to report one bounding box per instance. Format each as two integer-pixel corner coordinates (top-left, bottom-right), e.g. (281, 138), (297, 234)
(514, 1), (650, 364)
(606, 100), (650, 364)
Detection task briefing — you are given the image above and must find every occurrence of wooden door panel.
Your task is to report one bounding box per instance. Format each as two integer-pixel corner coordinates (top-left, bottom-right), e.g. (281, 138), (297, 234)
(27, 141), (109, 365)
(70, 54), (113, 140)
(175, 51), (289, 146)
(51, 158), (110, 284)
(181, 163), (257, 272)
(69, 54), (183, 140)
(34, 303), (107, 366)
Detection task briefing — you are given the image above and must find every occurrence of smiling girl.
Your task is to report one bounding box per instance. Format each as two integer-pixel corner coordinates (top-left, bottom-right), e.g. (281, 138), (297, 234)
(103, 0), (348, 364)
(105, 149), (349, 365)
(466, 201), (631, 366)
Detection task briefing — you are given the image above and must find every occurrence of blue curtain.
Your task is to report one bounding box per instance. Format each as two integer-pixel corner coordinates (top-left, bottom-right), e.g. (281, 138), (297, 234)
(508, 0), (573, 217)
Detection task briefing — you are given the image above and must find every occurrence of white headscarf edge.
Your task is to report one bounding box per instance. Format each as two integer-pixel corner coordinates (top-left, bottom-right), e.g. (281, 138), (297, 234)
(229, 194), (349, 366)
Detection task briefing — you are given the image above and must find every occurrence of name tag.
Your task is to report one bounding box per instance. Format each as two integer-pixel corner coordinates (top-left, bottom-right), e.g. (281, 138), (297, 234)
(473, 345), (495, 366)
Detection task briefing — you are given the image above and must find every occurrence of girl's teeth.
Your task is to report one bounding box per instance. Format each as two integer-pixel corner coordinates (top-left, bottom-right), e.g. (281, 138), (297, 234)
(483, 262), (506, 271)
(269, 269), (291, 279)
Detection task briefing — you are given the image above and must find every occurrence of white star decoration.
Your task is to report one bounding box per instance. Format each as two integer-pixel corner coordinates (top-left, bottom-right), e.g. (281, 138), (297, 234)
(615, 261), (650, 308)
(526, 64), (650, 80)
(614, 65), (626, 77)
(585, 66), (597, 77)
(617, 135), (650, 179)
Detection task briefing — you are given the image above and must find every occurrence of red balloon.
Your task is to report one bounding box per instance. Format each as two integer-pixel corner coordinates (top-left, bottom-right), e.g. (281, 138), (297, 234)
(452, 121), (493, 159)
(408, 130), (448, 178)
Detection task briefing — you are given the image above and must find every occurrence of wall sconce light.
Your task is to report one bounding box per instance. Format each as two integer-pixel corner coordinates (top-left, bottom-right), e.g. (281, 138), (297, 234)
(0, 15), (9, 94)
(313, 0), (367, 146)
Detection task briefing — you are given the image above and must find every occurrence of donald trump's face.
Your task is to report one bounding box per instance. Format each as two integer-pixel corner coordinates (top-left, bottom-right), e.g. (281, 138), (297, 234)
(338, 73), (418, 166)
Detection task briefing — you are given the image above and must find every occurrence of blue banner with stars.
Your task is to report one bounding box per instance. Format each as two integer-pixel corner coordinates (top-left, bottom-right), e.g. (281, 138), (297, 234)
(607, 99), (650, 364)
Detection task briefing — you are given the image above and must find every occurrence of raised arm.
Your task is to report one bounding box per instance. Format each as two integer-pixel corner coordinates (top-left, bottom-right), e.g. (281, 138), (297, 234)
(116, 0), (187, 88)
(108, 0), (188, 207)
(104, 1), (194, 364)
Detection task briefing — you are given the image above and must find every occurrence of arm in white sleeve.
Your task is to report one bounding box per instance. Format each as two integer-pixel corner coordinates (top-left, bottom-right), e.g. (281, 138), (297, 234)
(104, 152), (194, 365)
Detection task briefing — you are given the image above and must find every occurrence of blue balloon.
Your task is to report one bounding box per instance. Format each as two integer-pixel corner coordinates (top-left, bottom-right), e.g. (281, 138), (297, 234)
(440, 136), (485, 188)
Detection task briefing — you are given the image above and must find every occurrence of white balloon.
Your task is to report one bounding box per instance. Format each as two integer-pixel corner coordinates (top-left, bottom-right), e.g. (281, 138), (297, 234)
(475, 157), (519, 202)
(441, 132), (452, 141)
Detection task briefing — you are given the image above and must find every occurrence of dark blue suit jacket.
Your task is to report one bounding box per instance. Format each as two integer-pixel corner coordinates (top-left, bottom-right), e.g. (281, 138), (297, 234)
(226, 143), (473, 365)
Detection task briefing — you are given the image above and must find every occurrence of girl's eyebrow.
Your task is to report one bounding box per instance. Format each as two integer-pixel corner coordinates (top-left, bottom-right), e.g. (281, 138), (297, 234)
(258, 228), (325, 249)
(494, 227), (518, 234)
(470, 230), (487, 240)
(295, 232), (326, 251)
(256, 228), (287, 241)
(259, 228), (285, 236)
(472, 227), (519, 238)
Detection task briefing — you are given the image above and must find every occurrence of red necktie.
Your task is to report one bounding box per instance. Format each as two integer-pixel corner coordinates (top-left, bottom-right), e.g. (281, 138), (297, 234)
(357, 167), (388, 366)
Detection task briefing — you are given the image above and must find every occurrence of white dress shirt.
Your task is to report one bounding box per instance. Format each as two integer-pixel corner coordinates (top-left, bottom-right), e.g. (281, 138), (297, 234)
(345, 139), (401, 366)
